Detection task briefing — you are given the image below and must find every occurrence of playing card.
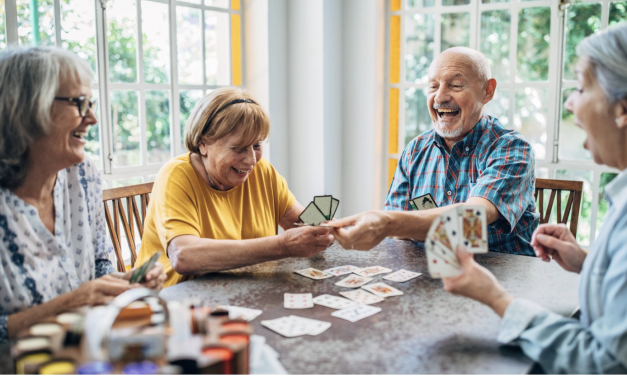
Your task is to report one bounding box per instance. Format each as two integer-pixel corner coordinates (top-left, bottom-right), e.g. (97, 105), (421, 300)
(426, 240), (462, 278)
(284, 293), (313, 309)
(299, 202), (328, 226)
(457, 205), (488, 253)
(334, 275), (373, 288)
(313, 196), (333, 219)
(130, 251), (161, 283)
(312, 294), (357, 310)
(330, 198), (340, 219)
(289, 316), (332, 336)
(383, 269), (422, 282)
(339, 289), (384, 305)
(361, 282), (404, 297)
(435, 213), (457, 250)
(411, 193), (438, 210)
(261, 316), (311, 337)
(217, 305), (263, 322)
(331, 304), (382, 322)
(295, 268), (333, 280)
(323, 265), (360, 276)
(352, 266), (393, 277)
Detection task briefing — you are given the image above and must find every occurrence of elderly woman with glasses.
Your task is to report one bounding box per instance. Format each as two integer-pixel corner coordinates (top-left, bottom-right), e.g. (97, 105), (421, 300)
(0, 47), (166, 343)
(136, 87), (334, 287)
(442, 24), (627, 373)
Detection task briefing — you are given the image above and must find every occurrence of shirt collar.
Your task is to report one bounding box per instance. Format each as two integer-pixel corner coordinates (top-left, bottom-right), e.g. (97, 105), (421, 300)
(428, 115), (487, 154)
(604, 169), (627, 206)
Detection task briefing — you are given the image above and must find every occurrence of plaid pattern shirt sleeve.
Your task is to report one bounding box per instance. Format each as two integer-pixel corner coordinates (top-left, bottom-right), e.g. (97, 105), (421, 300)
(385, 141), (416, 211)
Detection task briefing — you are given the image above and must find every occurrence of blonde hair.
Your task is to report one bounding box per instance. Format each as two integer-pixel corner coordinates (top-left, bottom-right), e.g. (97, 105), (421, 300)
(184, 87), (270, 153)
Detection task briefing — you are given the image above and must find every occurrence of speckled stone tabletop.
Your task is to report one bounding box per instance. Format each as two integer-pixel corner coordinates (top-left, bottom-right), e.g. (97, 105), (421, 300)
(160, 238), (580, 374)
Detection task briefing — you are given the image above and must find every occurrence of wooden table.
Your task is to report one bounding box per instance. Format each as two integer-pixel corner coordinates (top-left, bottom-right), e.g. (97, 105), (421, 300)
(159, 239), (580, 374)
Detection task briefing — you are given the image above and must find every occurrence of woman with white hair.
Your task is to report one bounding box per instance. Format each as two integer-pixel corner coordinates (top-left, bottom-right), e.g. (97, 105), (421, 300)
(0, 47), (166, 343)
(442, 24), (627, 373)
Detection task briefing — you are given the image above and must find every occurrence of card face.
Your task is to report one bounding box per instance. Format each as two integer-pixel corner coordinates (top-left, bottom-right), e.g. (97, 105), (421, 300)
(330, 198), (340, 219)
(313, 196), (333, 219)
(352, 266), (393, 277)
(299, 202), (328, 226)
(426, 239), (462, 278)
(130, 251), (161, 283)
(361, 282), (403, 297)
(339, 289), (384, 305)
(409, 200), (418, 210)
(295, 268), (333, 280)
(261, 316), (311, 338)
(312, 294), (357, 310)
(382, 269), (422, 283)
(411, 193), (438, 210)
(335, 275), (373, 288)
(217, 305), (263, 322)
(331, 304), (382, 322)
(457, 206), (488, 253)
(284, 293), (313, 309)
(289, 316), (332, 336)
(323, 265), (360, 276)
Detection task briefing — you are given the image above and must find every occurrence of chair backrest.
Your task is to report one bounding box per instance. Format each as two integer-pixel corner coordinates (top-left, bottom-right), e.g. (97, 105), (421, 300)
(534, 178), (583, 237)
(102, 182), (154, 272)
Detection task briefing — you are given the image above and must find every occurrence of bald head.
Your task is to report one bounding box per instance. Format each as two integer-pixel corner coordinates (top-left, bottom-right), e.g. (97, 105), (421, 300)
(430, 47), (492, 84)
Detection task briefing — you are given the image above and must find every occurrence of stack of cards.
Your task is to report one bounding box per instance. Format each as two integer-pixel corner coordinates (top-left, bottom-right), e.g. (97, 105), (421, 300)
(425, 205), (488, 278)
(261, 316), (331, 337)
(299, 195), (340, 226)
(409, 193), (438, 211)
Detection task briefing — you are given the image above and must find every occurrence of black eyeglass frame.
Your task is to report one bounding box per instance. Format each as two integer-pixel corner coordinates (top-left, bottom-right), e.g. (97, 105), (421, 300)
(54, 96), (97, 118)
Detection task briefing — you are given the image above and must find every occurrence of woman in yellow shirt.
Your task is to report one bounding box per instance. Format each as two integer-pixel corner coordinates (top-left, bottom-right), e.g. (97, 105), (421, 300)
(137, 87), (334, 287)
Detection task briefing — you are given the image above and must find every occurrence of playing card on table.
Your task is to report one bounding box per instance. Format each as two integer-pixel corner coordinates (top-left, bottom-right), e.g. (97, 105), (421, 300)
(383, 269), (422, 282)
(324, 265), (360, 276)
(313, 195), (333, 220)
(335, 275), (373, 288)
(299, 202), (328, 226)
(457, 205), (488, 253)
(410, 193), (438, 211)
(261, 316), (311, 337)
(312, 294), (357, 310)
(284, 293), (313, 309)
(339, 289), (384, 305)
(217, 305), (263, 322)
(289, 316), (332, 336)
(352, 266), (393, 277)
(331, 304), (382, 322)
(295, 268), (333, 280)
(361, 282), (403, 297)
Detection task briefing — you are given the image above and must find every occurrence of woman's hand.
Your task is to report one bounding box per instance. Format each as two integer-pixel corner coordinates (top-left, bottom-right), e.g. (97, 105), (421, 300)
(442, 245), (513, 317)
(72, 274), (138, 308)
(328, 210), (391, 250)
(141, 262), (166, 291)
(279, 226), (335, 258)
(531, 223), (587, 273)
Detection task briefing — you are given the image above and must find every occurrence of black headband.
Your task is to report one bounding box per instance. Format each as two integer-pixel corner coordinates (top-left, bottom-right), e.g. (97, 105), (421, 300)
(201, 98), (256, 135)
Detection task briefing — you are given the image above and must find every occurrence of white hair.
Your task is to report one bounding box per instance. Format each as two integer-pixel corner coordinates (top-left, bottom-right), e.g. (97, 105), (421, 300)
(0, 47), (93, 188)
(577, 24), (627, 104)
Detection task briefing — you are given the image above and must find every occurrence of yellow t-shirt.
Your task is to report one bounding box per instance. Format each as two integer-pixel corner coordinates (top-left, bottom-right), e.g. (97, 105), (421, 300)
(136, 153), (296, 287)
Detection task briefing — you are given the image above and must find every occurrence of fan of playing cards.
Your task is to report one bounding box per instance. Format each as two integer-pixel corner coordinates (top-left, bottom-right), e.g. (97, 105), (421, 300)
(425, 205), (488, 278)
(298, 195), (340, 226)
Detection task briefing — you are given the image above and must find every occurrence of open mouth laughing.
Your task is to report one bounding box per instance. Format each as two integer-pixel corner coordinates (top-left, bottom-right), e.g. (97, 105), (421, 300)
(435, 107), (461, 119)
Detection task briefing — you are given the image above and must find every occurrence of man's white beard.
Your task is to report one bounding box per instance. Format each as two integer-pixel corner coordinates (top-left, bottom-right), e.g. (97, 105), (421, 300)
(435, 121), (464, 139)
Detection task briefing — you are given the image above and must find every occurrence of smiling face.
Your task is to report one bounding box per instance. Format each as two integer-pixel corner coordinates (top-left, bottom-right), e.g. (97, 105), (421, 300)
(427, 49), (495, 146)
(199, 126), (264, 190)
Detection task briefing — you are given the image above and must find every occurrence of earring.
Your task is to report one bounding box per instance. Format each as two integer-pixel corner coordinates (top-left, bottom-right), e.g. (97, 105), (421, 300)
(617, 118), (621, 126)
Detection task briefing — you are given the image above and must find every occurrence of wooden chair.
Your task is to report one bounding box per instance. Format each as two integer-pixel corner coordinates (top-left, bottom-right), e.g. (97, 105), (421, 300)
(103, 182), (154, 272)
(534, 178), (584, 237)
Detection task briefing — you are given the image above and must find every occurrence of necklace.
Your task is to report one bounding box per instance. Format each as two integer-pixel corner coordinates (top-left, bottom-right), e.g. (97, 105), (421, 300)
(206, 171), (219, 190)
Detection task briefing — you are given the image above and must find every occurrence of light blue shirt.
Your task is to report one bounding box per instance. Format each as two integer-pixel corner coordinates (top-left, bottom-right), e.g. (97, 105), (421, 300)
(498, 170), (627, 373)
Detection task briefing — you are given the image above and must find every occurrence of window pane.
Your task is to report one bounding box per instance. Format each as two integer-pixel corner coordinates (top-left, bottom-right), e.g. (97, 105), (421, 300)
(111, 90), (140, 167)
(142, 1), (170, 84)
(180, 90), (205, 149)
(113, 177), (143, 188)
(517, 7), (550, 82)
(205, 0), (228, 7)
(146, 90), (171, 164)
(514, 87), (547, 159)
(1, 0), (6, 50)
(405, 14), (434, 84)
(536, 167), (549, 178)
(609, 2), (627, 26)
(404, 87), (431, 145)
(61, 0), (98, 80)
(177, 6), (203, 85)
(17, 0), (55, 46)
(205, 11), (230, 85)
(483, 0), (509, 3)
(441, 13), (470, 50)
(442, 0), (470, 5)
(484, 88), (509, 127)
(597, 172), (618, 237)
(554, 170), (592, 245)
(407, 0), (435, 8)
(179, 0), (201, 4)
(85, 91), (101, 169)
(480, 10), (510, 82)
(108, 0), (138, 83)
(564, 3), (601, 81)
(559, 88), (591, 161)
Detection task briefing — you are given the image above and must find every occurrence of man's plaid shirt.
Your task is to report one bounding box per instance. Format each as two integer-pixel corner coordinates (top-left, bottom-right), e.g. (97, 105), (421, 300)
(384, 115), (539, 255)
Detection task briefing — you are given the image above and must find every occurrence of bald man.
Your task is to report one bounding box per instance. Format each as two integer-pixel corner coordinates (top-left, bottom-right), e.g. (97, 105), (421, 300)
(332, 47), (539, 255)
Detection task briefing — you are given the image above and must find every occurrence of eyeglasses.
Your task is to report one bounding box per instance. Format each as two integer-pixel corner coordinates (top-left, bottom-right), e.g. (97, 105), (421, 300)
(54, 96), (97, 118)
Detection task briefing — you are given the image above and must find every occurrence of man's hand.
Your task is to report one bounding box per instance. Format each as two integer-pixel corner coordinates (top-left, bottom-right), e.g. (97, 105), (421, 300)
(531, 223), (587, 273)
(278, 226), (335, 258)
(328, 210), (392, 250)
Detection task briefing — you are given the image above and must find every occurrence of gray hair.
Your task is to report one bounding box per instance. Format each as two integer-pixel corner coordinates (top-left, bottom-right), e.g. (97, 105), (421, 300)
(436, 46), (492, 84)
(577, 24), (627, 103)
(0, 47), (93, 189)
